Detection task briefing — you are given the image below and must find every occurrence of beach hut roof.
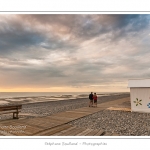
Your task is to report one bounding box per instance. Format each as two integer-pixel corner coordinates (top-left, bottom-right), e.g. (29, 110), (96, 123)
(128, 78), (150, 87)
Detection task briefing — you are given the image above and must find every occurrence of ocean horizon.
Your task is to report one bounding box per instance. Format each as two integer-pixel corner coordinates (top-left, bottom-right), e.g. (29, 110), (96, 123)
(0, 92), (126, 99)
(0, 92), (128, 105)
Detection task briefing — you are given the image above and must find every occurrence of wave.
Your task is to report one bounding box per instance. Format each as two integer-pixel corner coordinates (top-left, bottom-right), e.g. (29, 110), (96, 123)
(0, 92), (126, 105)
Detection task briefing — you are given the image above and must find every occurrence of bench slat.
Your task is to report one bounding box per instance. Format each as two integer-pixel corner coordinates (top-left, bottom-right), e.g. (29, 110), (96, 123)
(0, 105), (22, 111)
(0, 110), (21, 115)
(0, 107), (21, 111)
(0, 105), (22, 108)
(0, 105), (22, 119)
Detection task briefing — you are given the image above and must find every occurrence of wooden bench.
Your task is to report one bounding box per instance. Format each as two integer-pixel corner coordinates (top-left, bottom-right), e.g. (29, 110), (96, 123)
(0, 105), (22, 119)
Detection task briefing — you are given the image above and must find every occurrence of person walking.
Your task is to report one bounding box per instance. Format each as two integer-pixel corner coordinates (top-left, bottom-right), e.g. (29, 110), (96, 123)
(89, 92), (93, 107)
(93, 93), (97, 107)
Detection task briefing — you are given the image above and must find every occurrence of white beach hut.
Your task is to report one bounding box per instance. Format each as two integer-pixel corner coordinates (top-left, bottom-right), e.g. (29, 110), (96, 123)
(128, 78), (150, 113)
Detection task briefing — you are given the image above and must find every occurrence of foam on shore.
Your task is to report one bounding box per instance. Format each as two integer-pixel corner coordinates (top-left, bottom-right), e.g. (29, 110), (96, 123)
(0, 92), (128, 106)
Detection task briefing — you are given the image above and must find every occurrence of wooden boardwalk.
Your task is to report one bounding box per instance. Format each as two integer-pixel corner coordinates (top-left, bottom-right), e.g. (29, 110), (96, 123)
(0, 97), (130, 136)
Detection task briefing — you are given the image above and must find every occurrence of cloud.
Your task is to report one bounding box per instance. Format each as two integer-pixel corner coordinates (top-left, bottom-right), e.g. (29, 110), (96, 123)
(0, 15), (78, 57)
(0, 14), (150, 91)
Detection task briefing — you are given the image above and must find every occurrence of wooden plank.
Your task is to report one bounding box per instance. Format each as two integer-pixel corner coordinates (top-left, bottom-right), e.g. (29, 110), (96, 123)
(52, 112), (85, 118)
(52, 126), (77, 136)
(85, 130), (99, 136)
(66, 110), (91, 113)
(0, 130), (15, 136)
(103, 132), (112, 136)
(59, 127), (86, 136)
(75, 107), (100, 112)
(33, 124), (72, 136)
(19, 118), (61, 129)
(0, 126), (35, 136)
(0, 105), (22, 109)
(94, 130), (105, 136)
(11, 117), (62, 129)
(46, 116), (72, 122)
(0, 121), (42, 136)
(69, 128), (85, 136)
(48, 116), (72, 122)
(43, 116), (68, 121)
(76, 129), (93, 136)
(54, 126), (77, 136)
(112, 133), (119, 136)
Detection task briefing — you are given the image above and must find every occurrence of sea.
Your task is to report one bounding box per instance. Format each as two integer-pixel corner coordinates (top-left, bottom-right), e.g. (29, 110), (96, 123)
(0, 92), (123, 105)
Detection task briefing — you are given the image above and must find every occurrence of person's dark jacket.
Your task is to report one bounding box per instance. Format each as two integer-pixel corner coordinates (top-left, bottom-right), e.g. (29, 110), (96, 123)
(89, 94), (93, 100)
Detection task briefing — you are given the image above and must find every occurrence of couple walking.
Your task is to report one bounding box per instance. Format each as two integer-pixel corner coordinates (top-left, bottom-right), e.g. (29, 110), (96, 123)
(89, 92), (97, 107)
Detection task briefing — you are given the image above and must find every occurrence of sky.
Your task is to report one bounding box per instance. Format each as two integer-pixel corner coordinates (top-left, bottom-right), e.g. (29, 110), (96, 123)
(0, 14), (150, 92)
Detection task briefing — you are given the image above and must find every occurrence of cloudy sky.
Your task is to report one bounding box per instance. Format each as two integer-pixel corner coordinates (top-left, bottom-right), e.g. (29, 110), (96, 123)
(0, 14), (150, 92)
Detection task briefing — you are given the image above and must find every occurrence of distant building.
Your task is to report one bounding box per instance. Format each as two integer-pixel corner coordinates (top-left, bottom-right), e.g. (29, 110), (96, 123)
(128, 78), (150, 113)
